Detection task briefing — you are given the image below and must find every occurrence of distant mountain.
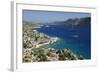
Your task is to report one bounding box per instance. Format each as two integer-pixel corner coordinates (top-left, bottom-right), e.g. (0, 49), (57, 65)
(53, 17), (91, 27)
(23, 21), (41, 27)
(78, 17), (91, 27)
(23, 17), (91, 27)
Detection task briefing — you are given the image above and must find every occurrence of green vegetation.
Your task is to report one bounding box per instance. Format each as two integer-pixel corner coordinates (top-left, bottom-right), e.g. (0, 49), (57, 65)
(23, 22), (84, 62)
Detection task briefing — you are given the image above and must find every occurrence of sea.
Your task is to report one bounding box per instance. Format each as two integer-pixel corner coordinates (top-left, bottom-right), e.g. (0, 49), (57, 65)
(36, 23), (91, 59)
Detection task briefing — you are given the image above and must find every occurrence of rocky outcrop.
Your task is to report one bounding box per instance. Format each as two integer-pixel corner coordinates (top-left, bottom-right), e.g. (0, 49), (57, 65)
(23, 48), (84, 62)
(54, 17), (91, 26)
(23, 22), (84, 63)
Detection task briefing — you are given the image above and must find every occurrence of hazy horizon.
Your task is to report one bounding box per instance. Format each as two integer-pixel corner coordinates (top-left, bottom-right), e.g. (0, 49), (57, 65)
(23, 10), (91, 23)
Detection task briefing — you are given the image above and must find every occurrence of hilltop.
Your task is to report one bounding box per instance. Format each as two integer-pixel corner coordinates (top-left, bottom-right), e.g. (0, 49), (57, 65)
(53, 17), (91, 26)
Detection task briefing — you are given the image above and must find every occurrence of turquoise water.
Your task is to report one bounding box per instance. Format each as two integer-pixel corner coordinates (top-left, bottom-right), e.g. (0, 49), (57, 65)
(40, 38), (90, 59)
(37, 24), (91, 59)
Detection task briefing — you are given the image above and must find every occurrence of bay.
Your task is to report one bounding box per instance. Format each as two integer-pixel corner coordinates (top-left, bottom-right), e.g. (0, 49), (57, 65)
(36, 23), (91, 59)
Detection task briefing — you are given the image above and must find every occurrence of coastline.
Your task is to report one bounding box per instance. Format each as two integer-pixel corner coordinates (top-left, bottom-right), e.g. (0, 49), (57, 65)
(23, 23), (84, 62)
(35, 37), (59, 48)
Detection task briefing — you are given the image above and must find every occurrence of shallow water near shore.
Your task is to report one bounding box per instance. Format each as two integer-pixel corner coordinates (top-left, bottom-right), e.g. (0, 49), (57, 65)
(36, 23), (91, 59)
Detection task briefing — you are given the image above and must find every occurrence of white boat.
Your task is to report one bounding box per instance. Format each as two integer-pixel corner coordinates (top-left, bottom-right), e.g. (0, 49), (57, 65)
(45, 25), (49, 27)
(73, 35), (79, 38)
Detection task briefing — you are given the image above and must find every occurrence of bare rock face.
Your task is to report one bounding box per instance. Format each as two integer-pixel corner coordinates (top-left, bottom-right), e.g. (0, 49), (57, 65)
(23, 47), (84, 62)
(23, 22), (84, 62)
(78, 55), (84, 60)
(23, 49), (33, 62)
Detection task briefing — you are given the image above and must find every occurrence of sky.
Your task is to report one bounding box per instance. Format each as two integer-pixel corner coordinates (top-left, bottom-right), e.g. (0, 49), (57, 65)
(23, 10), (91, 23)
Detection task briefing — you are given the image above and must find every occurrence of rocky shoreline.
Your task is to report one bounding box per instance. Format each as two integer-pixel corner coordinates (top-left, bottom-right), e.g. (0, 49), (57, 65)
(23, 22), (84, 63)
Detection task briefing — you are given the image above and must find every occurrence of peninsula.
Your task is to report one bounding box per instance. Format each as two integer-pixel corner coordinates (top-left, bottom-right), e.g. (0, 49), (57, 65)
(23, 21), (84, 62)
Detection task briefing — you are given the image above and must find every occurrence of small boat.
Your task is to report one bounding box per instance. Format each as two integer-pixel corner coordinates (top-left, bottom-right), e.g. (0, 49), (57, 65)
(45, 25), (49, 27)
(73, 35), (79, 38)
